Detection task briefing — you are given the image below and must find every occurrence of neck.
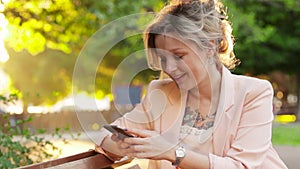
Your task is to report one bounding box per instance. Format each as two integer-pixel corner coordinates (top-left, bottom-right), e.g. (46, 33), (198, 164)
(188, 66), (222, 114)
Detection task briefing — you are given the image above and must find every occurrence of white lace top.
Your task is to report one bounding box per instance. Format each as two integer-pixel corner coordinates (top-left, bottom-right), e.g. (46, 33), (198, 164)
(179, 125), (213, 154)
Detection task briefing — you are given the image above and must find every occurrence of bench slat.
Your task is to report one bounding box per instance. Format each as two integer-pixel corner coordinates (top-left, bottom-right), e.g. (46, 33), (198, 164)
(17, 150), (131, 169)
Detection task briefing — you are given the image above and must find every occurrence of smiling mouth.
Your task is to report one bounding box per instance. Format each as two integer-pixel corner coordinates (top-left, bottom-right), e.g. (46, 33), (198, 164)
(173, 73), (185, 81)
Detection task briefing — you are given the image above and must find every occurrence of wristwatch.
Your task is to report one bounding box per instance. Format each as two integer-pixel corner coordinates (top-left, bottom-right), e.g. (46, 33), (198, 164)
(172, 146), (186, 166)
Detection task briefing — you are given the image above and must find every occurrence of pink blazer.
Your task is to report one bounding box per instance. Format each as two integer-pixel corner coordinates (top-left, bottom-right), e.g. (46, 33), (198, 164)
(97, 66), (288, 169)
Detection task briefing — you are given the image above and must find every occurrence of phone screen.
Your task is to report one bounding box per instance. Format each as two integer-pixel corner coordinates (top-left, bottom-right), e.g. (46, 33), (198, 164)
(103, 125), (134, 140)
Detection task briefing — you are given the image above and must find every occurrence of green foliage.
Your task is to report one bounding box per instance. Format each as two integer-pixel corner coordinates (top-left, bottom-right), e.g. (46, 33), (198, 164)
(2, 0), (165, 105)
(272, 123), (300, 146)
(0, 93), (18, 104)
(223, 0), (300, 75)
(86, 0), (166, 22)
(0, 94), (75, 168)
(3, 0), (300, 106)
(2, 0), (166, 55)
(3, 0), (98, 55)
(223, 0), (300, 119)
(3, 48), (76, 105)
(71, 0), (165, 95)
(94, 35), (160, 96)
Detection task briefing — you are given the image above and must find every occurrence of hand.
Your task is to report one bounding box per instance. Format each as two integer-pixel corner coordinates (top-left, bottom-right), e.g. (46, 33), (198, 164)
(122, 129), (175, 161)
(109, 131), (133, 157)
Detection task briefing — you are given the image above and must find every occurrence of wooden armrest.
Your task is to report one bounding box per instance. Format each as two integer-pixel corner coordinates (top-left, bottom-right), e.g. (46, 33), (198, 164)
(18, 150), (133, 169)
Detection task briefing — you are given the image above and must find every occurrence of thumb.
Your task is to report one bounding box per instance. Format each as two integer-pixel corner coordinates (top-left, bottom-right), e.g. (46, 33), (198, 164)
(126, 128), (157, 138)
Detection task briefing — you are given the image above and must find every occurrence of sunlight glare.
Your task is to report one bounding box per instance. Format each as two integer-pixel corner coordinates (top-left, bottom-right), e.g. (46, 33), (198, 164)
(2, 0), (10, 4)
(27, 105), (49, 114)
(0, 4), (4, 12)
(6, 105), (23, 114)
(0, 41), (9, 62)
(0, 69), (9, 91)
(0, 13), (9, 62)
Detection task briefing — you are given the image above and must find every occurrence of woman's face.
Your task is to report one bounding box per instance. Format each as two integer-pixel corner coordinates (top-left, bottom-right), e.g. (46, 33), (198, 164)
(155, 35), (209, 90)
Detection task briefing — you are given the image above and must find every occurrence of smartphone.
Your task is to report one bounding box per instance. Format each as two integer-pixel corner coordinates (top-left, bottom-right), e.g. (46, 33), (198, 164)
(103, 125), (134, 140)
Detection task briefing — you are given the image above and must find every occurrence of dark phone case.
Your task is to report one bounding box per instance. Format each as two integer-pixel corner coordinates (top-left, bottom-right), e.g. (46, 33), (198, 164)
(103, 125), (133, 140)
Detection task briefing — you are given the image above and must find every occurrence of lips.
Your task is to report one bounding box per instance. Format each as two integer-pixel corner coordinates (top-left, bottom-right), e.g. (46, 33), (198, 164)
(172, 73), (185, 81)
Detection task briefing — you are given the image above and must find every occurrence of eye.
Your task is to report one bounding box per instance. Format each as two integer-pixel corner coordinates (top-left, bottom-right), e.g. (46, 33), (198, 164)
(175, 54), (184, 60)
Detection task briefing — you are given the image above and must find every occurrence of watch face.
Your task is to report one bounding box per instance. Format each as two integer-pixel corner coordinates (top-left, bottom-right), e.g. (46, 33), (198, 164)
(176, 147), (185, 158)
(177, 150), (185, 157)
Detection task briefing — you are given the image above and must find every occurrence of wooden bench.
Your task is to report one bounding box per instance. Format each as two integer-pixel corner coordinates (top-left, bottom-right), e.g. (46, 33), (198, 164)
(18, 150), (133, 169)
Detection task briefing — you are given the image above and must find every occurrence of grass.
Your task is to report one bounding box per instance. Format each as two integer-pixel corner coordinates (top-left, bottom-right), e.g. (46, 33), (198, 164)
(272, 122), (300, 146)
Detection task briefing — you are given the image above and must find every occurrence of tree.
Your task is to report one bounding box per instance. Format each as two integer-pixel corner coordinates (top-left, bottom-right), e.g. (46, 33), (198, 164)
(72, 0), (167, 97)
(1, 0), (100, 107)
(223, 0), (300, 120)
(1, 0), (166, 107)
(2, 0), (99, 55)
(3, 48), (76, 107)
(5, 0), (299, 119)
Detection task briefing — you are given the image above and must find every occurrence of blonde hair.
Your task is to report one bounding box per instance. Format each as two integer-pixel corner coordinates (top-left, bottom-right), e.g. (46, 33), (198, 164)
(143, 0), (240, 71)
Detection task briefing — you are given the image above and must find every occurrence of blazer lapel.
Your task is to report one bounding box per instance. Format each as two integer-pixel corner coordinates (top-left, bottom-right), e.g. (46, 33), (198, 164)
(213, 66), (235, 155)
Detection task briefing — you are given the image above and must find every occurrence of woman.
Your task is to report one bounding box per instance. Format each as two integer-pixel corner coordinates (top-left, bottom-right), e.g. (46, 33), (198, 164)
(96, 0), (288, 168)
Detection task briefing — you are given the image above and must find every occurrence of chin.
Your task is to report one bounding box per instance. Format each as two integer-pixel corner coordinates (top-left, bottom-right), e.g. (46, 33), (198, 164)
(179, 80), (199, 91)
(177, 82), (192, 91)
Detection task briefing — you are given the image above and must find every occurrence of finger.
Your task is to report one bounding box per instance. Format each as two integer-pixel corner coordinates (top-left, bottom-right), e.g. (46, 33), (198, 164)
(124, 137), (148, 145)
(119, 142), (131, 149)
(132, 151), (152, 159)
(111, 133), (119, 142)
(121, 150), (144, 159)
(115, 143), (132, 156)
(126, 152), (136, 158)
(126, 128), (152, 138)
(119, 145), (145, 158)
(128, 145), (145, 152)
(119, 148), (131, 157)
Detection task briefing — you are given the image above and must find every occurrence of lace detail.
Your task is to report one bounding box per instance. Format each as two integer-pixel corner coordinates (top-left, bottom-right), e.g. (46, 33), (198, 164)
(180, 125), (213, 144)
(182, 106), (216, 130)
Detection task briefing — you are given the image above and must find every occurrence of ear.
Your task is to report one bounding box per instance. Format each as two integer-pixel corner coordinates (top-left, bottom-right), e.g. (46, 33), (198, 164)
(205, 49), (214, 61)
(205, 40), (217, 58)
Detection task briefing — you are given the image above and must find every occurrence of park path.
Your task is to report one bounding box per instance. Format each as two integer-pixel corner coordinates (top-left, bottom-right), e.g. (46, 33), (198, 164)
(274, 145), (300, 169)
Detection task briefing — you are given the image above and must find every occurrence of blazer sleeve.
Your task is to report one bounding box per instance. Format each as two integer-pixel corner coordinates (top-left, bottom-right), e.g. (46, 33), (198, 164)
(95, 80), (165, 149)
(209, 80), (275, 169)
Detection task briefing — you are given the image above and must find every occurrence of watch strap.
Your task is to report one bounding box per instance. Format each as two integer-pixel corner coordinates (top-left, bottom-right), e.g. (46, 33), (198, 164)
(172, 146), (185, 166)
(172, 157), (182, 166)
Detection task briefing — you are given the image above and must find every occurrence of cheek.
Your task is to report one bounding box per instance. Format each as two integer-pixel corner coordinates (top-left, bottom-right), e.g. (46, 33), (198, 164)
(187, 63), (205, 81)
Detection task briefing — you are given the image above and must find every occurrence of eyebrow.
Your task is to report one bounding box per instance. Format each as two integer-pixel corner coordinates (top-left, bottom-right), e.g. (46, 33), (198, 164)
(157, 48), (184, 53)
(156, 48), (184, 56)
(170, 47), (184, 52)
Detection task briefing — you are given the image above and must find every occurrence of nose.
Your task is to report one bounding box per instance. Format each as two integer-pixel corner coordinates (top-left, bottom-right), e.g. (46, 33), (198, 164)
(164, 58), (177, 73)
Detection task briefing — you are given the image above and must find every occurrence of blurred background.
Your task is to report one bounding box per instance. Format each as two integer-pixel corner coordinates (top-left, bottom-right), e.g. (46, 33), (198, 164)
(0, 0), (299, 168)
